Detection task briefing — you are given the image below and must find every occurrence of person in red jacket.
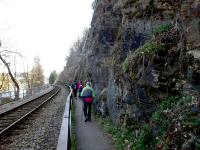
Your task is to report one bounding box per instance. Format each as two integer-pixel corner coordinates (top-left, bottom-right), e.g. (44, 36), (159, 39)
(81, 82), (95, 122)
(77, 80), (84, 98)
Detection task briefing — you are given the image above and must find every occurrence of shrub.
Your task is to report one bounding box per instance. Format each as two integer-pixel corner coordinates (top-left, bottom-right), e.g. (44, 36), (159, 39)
(153, 24), (173, 36)
(138, 124), (154, 150)
(136, 41), (166, 56)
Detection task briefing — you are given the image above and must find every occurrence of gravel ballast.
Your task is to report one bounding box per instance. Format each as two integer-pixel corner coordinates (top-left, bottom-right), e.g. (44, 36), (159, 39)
(0, 86), (68, 150)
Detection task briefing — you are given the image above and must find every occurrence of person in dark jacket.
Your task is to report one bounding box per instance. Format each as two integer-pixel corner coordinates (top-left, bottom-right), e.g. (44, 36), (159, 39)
(81, 81), (95, 122)
(71, 80), (78, 99)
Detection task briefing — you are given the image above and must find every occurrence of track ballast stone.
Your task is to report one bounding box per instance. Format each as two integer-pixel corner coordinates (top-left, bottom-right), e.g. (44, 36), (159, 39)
(0, 86), (67, 150)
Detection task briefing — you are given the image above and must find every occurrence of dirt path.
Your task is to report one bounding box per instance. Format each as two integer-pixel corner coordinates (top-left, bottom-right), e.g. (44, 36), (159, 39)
(74, 99), (115, 150)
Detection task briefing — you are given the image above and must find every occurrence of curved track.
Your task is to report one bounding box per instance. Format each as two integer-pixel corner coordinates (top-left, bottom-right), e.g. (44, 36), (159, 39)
(0, 86), (60, 137)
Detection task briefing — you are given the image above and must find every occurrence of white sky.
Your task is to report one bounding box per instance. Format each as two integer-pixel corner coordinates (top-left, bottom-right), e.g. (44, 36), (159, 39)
(0, 0), (94, 78)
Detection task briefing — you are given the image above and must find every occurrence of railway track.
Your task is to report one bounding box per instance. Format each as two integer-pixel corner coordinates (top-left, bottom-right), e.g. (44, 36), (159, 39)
(0, 86), (60, 137)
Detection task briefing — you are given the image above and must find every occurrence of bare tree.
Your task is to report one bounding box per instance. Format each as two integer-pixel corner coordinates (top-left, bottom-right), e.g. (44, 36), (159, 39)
(0, 42), (22, 99)
(0, 54), (20, 99)
(58, 28), (89, 83)
(30, 56), (44, 87)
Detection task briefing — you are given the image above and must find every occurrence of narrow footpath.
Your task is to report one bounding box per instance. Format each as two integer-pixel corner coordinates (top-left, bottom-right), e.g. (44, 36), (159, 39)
(75, 99), (115, 150)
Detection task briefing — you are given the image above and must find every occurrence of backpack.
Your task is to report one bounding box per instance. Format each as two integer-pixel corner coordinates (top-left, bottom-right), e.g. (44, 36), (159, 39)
(83, 88), (93, 98)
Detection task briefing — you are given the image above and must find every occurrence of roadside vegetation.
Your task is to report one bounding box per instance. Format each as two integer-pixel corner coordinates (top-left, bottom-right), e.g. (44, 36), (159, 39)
(95, 94), (200, 150)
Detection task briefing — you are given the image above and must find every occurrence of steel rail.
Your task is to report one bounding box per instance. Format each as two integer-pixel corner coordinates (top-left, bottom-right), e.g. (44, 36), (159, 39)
(0, 86), (56, 115)
(0, 86), (60, 137)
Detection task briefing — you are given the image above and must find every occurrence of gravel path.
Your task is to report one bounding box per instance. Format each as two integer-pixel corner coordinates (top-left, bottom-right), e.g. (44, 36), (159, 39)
(75, 99), (115, 150)
(0, 86), (67, 150)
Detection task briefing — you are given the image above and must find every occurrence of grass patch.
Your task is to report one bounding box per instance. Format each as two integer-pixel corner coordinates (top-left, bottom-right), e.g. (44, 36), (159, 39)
(136, 41), (166, 56)
(137, 124), (154, 150)
(153, 24), (173, 36)
(94, 115), (136, 150)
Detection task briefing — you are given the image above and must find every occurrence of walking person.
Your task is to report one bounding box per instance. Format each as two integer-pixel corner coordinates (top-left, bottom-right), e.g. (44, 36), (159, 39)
(77, 80), (84, 98)
(71, 80), (78, 99)
(81, 81), (95, 122)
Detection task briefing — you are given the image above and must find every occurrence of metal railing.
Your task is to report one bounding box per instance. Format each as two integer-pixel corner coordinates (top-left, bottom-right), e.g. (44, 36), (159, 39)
(0, 84), (50, 105)
(57, 86), (73, 150)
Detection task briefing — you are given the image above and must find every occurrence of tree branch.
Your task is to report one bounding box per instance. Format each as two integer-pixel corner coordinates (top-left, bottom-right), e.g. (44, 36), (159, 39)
(0, 50), (23, 57)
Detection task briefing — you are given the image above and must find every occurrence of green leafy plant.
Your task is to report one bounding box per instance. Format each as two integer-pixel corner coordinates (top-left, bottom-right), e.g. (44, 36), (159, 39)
(136, 41), (166, 56)
(135, 96), (181, 149)
(138, 124), (154, 150)
(94, 116), (136, 150)
(153, 24), (173, 36)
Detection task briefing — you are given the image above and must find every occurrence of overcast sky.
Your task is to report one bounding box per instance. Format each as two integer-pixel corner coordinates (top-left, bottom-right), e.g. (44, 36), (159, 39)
(0, 0), (94, 78)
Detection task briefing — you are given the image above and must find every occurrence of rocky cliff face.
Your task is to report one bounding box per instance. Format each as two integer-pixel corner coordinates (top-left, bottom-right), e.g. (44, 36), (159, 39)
(75, 0), (200, 149)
